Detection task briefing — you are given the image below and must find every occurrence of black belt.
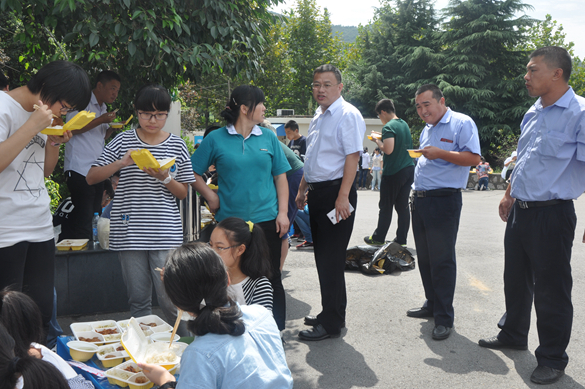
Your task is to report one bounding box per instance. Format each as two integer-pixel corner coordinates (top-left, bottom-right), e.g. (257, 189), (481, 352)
(412, 188), (462, 198)
(517, 199), (571, 209)
(307, 179), (343, 191)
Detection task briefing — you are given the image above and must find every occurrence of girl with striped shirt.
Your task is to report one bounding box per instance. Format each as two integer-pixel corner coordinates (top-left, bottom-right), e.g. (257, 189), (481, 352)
(209, 217), (273, 311)
(86, 84), (194, 330)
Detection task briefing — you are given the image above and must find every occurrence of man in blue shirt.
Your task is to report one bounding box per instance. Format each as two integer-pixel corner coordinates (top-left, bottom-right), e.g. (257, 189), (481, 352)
(479, 46), (585, 385)
(296, 64), (366, 341)
(406, 84), (481, 341)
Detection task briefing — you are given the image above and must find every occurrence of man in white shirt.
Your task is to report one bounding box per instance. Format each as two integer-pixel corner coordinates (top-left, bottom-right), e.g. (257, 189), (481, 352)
(61, 71), (121, 240)
(296, 64), (366, 341)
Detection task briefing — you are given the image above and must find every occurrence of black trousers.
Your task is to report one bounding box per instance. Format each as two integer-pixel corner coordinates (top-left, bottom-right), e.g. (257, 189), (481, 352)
(0, 239), (55, 338)
(257, 219), (286, 331)
(411, 192), (462, 327)
(497, 201), (575, 370)
(308, 183), (357, 334)
(372, 165), (414, 245)
(61, 170), (104, 240)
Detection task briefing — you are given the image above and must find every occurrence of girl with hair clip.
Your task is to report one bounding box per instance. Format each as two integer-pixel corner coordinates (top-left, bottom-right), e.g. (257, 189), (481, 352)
(210, 217), (273, 311)
(191, 85), (291, 332)
(0, 289), (94, 389)
(86, 84), (194, 334)
(138, 242), (293, 389)
(0, 61), (91, 335)
(0, 323), (69, 389)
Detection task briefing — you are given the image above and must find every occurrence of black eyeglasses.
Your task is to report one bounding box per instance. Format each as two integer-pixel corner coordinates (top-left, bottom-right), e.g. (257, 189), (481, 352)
(59, 101), (75, 114)
(138, 111), (169, 121)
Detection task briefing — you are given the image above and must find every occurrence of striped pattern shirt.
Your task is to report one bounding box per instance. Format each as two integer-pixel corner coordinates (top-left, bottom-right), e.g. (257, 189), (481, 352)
(229, 276), (273, 312)
(93, 130), (195, 250)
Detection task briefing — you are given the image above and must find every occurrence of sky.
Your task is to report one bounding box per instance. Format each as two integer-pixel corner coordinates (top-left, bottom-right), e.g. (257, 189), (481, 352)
(270, 0), (585, 59)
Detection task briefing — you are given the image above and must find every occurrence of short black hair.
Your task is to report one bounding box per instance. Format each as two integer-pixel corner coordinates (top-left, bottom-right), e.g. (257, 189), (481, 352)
(415, 84), (443, 102)
(314, 64), (342, 84)
(0, 71), (8, 90)
(0, 289), (44, 359)
(134, 84), (171, 112)
(26, 60), (91, 110)
(203, 125), (221, 138)
(284, 120), (299, 131)
(530, 46), (572, 82)
(375, 99), (396, 114)
(220, 85), (265, 125)
(95, 70), (121, 87)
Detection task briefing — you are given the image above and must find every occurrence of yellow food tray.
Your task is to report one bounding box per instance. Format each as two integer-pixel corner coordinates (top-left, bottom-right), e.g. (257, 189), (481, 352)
(110, 115), (134, 129)
(56, 239), (89, 251)
(131, 149), (175, 171)
(41, 111), (96, 135)
(407, 149), (423, 158)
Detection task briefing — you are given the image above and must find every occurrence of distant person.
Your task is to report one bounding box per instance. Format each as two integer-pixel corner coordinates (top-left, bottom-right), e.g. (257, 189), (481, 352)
(358, 147), (370, 189)
(475, 156), (491, 190)
(295, 64), (366, 341)
(285, 120), (306, 161)
(61, 70), (121, 240)
(370, 148), (382, 190)
(406, 84), (480, 341)
(501, 150), (517, 182)
(0, 71), (8, 91)
(0, 60), (91, 336)
(294, 204), (313, 250)
(364, 98), (414, 247)
(479, 46), (585, 385)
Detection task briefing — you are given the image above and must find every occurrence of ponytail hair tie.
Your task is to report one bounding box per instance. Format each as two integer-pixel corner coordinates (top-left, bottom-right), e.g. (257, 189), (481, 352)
(246, 221), (254, 232)
(9, 356), (20, 373)
(225, 105), (231, 111)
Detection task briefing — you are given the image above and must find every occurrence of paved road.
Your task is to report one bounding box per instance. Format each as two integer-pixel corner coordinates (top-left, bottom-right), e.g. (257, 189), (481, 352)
(59, 189), (585, 388)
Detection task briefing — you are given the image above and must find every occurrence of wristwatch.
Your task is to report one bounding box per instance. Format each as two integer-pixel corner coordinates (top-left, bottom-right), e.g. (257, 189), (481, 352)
(160, 174), (172, 185)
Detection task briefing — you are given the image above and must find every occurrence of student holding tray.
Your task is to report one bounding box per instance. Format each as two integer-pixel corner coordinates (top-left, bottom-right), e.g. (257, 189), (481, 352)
(87, 84), (194, 332)
(0, 60), (91, 338)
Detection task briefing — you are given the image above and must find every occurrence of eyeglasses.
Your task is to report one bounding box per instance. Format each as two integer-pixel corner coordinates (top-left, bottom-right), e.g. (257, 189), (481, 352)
(138, 111), (169, 121)
(207, 242), (238, 252)
(59, 101), (75, 114)
(311, 83), (339, 90)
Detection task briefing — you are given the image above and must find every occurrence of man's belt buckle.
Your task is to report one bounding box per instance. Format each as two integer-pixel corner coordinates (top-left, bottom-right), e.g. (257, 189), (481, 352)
(517, 200), (528, 209)
(415, 191), (426, 198)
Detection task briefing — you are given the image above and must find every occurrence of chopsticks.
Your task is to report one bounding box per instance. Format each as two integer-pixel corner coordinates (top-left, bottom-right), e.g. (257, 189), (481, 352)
(169, 309), (183, 349)
(33, 104), (60, 119)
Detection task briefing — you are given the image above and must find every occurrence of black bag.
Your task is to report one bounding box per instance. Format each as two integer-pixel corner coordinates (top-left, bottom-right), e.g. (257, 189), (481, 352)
(346, 242), (416, 275)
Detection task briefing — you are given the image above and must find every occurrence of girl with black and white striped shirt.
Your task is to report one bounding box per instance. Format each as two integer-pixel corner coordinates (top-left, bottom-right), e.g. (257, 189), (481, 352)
(208, 217), (273, 311)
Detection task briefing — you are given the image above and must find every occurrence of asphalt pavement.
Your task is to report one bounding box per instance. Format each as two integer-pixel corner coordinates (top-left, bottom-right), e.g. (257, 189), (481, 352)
(59, 189), (585, 388)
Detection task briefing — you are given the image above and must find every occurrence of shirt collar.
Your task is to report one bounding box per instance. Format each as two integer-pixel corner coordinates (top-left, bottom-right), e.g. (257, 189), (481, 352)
(427, 108), (452, 129)
(535, 87), (574, 110)
(226, 123), (263, 139)
(316, 96), (344, 116)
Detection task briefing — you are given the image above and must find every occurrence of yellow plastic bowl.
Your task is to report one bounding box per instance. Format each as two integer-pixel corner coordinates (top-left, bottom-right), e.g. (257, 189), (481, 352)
(67, 341), (98, 362)
(407, 149), (423, 158)
(110, 123), (124, 129)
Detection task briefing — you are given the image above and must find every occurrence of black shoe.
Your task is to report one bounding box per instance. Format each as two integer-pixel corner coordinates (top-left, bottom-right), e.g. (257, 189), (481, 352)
(530, 365), (565, 385)
(304, 315), (345, 328)
(432, 325), (451, 340)
(478, 336), (528, 350)
(298, 324), (340, 341)
(406, 307), (433, 318)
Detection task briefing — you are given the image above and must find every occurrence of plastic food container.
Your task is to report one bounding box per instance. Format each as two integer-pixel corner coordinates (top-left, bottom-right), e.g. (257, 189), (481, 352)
(56, 239), (88, 251)
(67, 341), (98, 362)
(97, 342), (130, 367)
(130, 149), (175, 171)
(71, 320), (121, 345)
(41, 111), (96, 135)
(407, 149), (423, 158)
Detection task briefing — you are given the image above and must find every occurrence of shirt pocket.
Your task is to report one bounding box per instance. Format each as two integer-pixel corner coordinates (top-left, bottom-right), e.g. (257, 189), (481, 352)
(538, 130), (572, 158)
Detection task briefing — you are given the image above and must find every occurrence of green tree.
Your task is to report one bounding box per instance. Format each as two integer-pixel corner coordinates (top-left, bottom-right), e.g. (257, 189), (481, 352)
(344, 0), (440, 120)
(434, 0), (535, 149)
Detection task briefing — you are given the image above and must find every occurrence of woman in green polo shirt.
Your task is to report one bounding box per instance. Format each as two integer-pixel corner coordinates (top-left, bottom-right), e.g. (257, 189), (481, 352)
(191, 85), (291, 332)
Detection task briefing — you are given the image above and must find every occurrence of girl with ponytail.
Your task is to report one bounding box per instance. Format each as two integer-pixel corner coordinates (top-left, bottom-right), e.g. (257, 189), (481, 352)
(138, 242), (293, 388)
(209, 217), (273, 311)
(0, 323), (69, 389)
